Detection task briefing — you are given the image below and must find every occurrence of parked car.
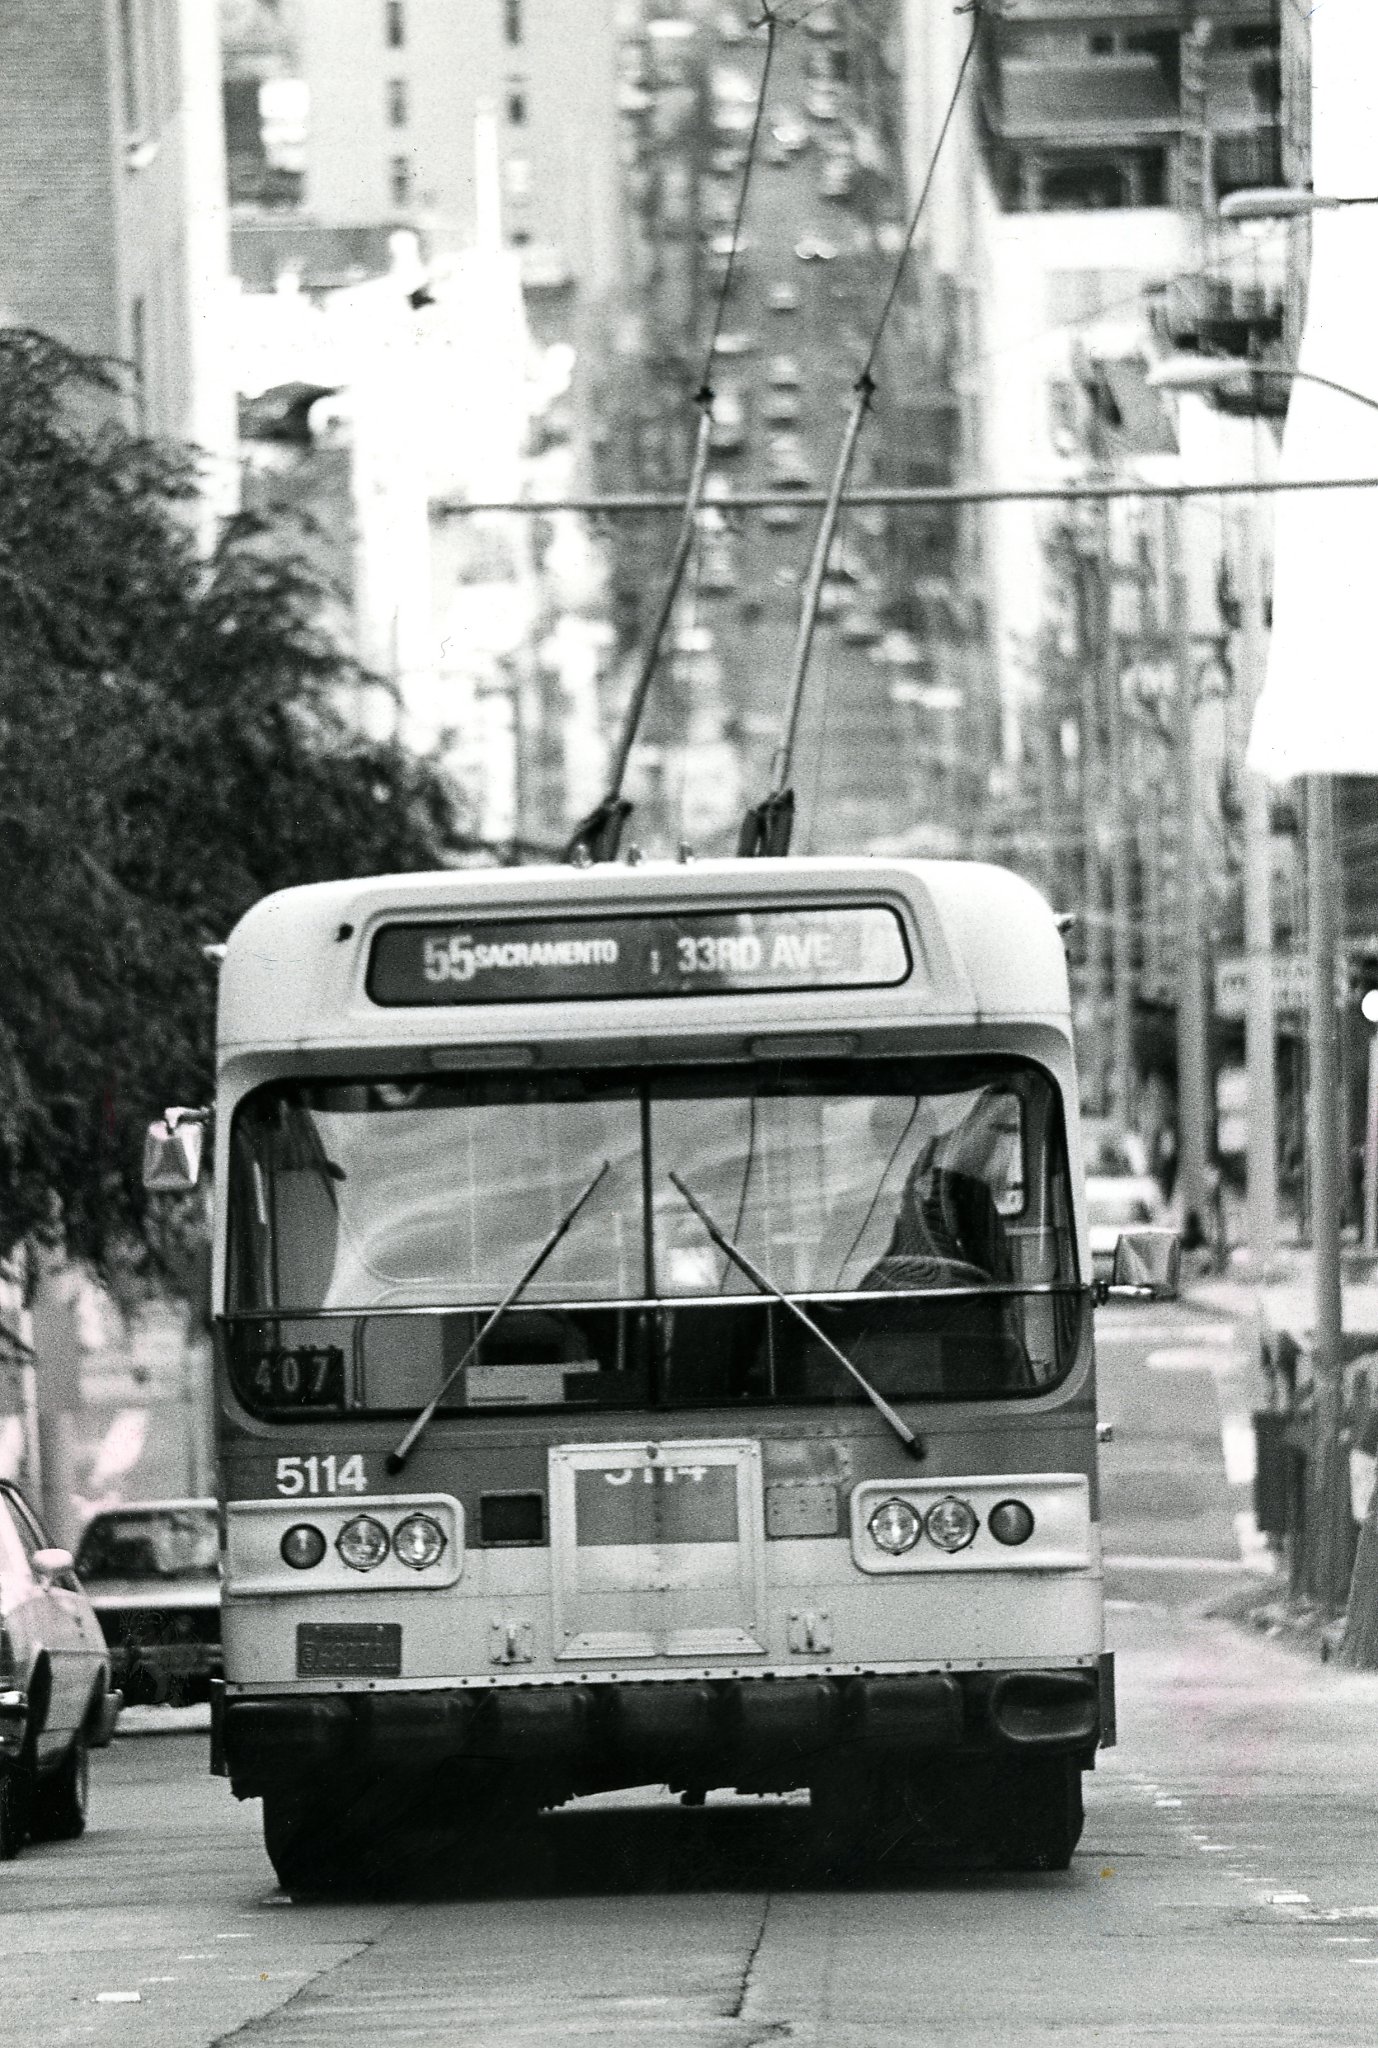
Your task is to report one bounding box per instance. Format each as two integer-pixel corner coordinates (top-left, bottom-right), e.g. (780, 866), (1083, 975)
(805, 81), (843, 122)
(75, 1499), (221, 1707)
(1080, 1122), (1166, 1279)
(699, 537), (740, 593)
(766, 352), (803, 389)
(762, 388), (801, 426)
(708, 386), (747, 454)
(767, 281), (801, 314)
(819, 155), (854, 201)
(712, 328), (756, 358)
(770, 113), (810, 155)
(795, 233), (840, 262)
(1086, 1185), (1166, 1280)
(766, 434), (816, 488)
(762, 502), (803, 530)
(0, 1482), (120, 1858)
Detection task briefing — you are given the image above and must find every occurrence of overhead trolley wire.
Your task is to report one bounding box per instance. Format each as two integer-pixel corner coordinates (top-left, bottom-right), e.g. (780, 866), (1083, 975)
(564, 6), (784, 864)
(737, 1), (985, 856)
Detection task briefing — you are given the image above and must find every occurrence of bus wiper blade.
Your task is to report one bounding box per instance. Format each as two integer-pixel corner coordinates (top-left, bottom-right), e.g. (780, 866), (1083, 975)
(386, 1160), (610, 1474)
(668, 1171), (925, 1464)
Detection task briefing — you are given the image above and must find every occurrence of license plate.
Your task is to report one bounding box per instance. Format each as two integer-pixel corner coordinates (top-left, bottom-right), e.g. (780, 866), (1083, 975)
(296, 1622), (402, 1678)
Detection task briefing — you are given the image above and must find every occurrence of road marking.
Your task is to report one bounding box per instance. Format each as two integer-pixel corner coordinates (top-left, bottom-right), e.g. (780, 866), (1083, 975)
(1098, 1322), (1238, 1346)
(1105, 1553), (1254, 1574)
(1145, 1346), (1245, 1372)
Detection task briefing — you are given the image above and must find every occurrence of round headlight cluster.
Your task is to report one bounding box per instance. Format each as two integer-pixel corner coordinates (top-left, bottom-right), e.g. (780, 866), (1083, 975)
(393, 1512), (447, 1571)
(924, 1495), (979, 1553)
(866, 1493), (986, 1556)
(278, 1511), (448, 1574)
(336, 1514), (391, 1572)
(867, 1497), (923, 1555)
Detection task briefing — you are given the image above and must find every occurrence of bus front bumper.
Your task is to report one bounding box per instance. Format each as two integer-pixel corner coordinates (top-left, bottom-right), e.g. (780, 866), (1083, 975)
(216, 1663), (1110, 1798)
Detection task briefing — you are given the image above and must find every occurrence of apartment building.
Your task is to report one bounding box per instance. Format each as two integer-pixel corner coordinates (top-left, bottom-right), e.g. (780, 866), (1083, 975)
(0, 0), (235, 486)
(290, 0), (620, 298)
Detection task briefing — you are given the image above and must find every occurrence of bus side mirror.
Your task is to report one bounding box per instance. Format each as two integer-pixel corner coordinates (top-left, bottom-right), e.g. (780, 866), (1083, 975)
(143, 1111), (206, 1192)
(1108, 1228), (1181, 1300)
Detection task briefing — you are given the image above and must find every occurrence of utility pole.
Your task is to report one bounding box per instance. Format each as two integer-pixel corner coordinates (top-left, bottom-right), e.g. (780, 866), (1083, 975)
(1103, 552), (1136, 1130)
(1167, 498), (1210, 1238)
(1238, 494), (1278, 1272)
(1078, 546), (1107, 1117)
(1307, 772), (1350, 1609)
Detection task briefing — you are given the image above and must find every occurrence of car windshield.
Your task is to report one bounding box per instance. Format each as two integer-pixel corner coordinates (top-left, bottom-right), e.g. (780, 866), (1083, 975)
(76, 1508), (219, 1581)
(1087, 1191), (1155, 1229)
(226, 1058), (1083, 1415)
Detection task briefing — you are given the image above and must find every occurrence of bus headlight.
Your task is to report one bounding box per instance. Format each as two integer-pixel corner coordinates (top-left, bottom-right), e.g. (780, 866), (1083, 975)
(988, 1499), (1035, 1546)
(867, 1497), (923, 1555)
(280, 1523), (327, 1570)
(924, 1495), (979, 1553)
(393, 1512), (446, 1571)
(336, 1514), (390, 1572)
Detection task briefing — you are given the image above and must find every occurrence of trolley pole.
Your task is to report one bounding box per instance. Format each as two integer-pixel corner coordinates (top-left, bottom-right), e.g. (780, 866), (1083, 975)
(1167, 500), (1210, 1241)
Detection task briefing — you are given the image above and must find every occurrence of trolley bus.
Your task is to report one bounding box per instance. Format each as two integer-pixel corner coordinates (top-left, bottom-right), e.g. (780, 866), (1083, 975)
(146, 856), (1175, 1889)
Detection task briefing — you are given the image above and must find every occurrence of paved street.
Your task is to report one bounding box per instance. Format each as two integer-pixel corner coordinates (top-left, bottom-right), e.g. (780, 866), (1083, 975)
(8, 1297), (1378, 2046)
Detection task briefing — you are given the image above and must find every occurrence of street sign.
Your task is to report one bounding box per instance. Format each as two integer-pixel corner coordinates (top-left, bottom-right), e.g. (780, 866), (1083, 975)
(1214, 953), (1312, 1019)
(1214, 951), (1357, 1019)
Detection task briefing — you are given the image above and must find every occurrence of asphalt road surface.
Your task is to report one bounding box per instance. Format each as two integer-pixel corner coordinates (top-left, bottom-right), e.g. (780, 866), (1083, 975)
(9, 1296), (1378, 2048)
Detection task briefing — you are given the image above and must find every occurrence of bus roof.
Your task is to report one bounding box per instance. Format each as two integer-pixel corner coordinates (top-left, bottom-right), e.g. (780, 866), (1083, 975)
(216, 856), (1071, 1056)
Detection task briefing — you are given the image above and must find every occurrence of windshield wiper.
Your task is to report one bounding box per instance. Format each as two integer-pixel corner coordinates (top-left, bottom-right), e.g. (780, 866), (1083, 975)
(386, 1159), (610, 1474)
(668, 1171), (925, 1463)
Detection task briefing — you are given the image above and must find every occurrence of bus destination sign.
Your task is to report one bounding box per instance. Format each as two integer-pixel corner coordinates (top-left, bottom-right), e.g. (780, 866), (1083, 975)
(367, 905), (912, 1006)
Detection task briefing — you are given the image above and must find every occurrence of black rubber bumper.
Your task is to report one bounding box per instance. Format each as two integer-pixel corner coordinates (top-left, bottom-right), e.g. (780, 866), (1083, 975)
(219, 1667), (1103, 1796)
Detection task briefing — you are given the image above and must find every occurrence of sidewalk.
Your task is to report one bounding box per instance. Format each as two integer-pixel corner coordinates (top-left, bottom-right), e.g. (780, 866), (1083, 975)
(1185, 1245), (1378, 1652)
(1185, 1243), (1378, 1351)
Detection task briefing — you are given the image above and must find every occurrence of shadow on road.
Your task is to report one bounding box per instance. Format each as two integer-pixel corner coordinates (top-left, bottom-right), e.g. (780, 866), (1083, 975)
(283, 1792), (1081, 1904)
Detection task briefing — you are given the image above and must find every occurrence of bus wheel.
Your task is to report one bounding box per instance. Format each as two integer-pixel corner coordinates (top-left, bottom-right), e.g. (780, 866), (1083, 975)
(989, 1757), (1084, 1872)
(261, 1789), (359, 1896)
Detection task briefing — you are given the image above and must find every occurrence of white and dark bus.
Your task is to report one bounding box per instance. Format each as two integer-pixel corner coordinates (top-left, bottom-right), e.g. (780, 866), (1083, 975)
(146, 856), (1174, 1889)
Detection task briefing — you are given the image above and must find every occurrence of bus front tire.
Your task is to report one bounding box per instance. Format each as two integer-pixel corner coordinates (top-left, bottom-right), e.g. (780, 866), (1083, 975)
(262, 1789), (358, 1895)
(988, 1756), (1084, 1872)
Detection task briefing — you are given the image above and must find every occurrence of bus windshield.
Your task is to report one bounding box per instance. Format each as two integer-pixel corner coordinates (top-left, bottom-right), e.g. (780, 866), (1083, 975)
(226, 1058), (1083, 1414)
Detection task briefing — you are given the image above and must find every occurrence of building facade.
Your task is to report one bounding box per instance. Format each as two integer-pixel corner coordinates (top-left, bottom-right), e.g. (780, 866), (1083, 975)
(0, 0), (236, 490)
(289, 0), (621, 298)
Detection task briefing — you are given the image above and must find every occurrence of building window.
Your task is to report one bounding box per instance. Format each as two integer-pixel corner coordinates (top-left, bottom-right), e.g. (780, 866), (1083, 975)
(390, 154), (412, 204)
(386, 1), (404, 49)
(504, 0), (522, 48)
(506, 86), (526, 125)
(387, 77), (408, 126)
(1088, 33), (1115, 57)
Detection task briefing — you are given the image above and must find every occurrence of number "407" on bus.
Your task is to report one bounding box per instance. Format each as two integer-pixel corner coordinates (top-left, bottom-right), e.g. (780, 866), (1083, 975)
(275, 1454), (367, 1497)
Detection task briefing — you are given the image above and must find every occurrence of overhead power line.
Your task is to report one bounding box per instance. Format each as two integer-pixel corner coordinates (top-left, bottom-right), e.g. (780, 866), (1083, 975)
(443, 474), (1378, 516)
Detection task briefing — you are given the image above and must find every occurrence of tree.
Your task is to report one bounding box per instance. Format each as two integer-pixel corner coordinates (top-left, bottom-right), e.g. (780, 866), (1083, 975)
(0, 330), (467, 1278)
